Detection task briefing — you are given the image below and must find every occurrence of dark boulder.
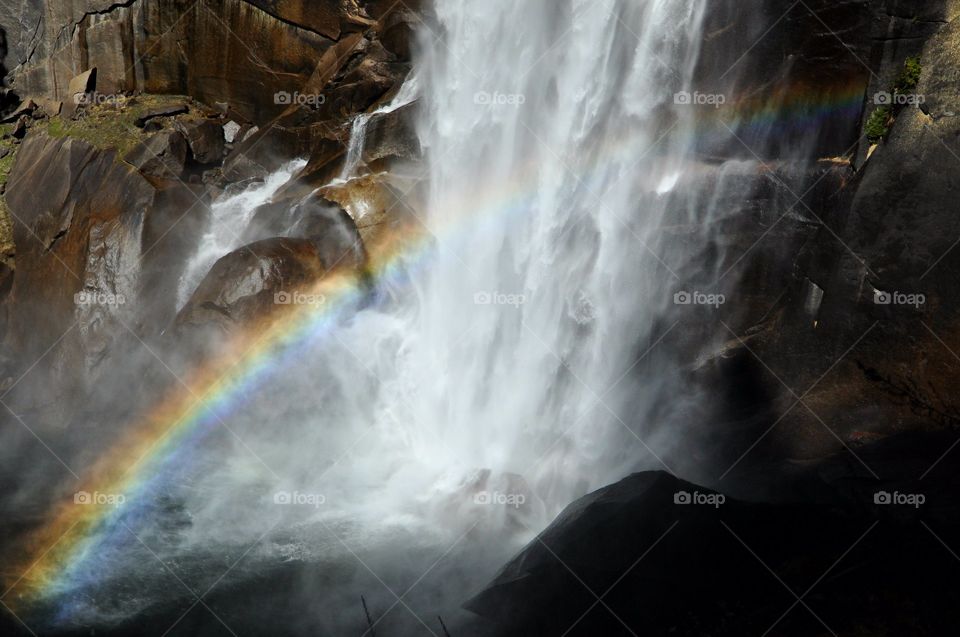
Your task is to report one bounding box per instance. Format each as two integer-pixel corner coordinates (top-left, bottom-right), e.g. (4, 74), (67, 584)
(470, 468), (960, 635)
(176, 237), (337, 334)
(175, 118), (226, 165)
(242, 193), (367, 273)
(123, 130), (189, 180)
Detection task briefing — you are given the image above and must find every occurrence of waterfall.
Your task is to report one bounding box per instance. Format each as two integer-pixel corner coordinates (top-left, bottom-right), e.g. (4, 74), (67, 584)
(392, 0), (710, 507)
(37, 0), (726, 631)
(159, 0), (716, 555)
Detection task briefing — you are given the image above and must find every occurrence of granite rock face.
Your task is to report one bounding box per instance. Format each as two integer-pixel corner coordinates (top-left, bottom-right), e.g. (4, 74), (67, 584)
(0, 0), (415, 123)
(1, 131), (208, 416)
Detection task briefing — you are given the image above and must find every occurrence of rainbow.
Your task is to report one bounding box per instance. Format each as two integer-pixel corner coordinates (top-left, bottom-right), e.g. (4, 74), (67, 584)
(3, 78), (869, 615)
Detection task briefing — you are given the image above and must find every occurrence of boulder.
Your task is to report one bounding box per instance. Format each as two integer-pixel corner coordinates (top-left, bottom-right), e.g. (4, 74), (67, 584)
(133, 103), (189, 128)
(123, 130), (189, 180)
(65, 68), (96, 115)
(11, 115), (29, 139)
(242, 193), (366, 274)
(176, 237), (334, 334)
(175, 118), (226, 164)
(470, 469), (960, 635)
(223, 120), (242, 143)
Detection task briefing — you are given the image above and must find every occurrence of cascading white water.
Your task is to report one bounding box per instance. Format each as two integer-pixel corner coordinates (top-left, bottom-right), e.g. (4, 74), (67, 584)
(176, 158), (307, 308)
(385, 0), (709, 510)
(185, 0), (711, 535)
(337, 75), (421, 182)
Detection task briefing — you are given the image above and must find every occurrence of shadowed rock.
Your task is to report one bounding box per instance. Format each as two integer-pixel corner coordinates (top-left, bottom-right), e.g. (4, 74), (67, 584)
(123, 130), (189, 180)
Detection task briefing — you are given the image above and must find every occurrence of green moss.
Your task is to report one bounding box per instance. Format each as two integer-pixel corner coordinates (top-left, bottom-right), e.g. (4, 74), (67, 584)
(44, 94), (193, 157)
(865, 106), (891, 143)
(865, 56), (923, 144)
(0, 136), (16, 264)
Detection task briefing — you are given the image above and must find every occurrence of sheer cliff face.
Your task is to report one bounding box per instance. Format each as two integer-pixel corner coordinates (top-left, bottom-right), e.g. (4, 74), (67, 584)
(0, 0), (415, 122)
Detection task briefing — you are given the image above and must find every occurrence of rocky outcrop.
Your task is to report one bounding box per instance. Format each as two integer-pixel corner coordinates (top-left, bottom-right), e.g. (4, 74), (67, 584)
(626, 3), (960, 518)
(1, 130), (208, 417)
(1, 0), (416, 126)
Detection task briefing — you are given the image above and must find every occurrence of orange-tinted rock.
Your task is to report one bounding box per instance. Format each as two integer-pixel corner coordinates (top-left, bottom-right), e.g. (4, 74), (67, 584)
(2, 131), (209, 414)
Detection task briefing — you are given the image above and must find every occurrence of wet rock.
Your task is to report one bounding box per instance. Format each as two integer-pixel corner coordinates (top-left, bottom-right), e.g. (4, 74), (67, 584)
(2, 131), (207, 419)
(243, 193), (367, 272)
(361, 101), (421, 167)
(124, 130), (189, 180)
(176, 237), (333, 334)
(380, 8), (417, 61)
(175, 118), (226, 165)
(319, 172), (424, 247)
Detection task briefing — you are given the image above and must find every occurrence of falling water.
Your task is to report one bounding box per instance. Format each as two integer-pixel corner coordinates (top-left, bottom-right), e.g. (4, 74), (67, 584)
(176, 158), (307, 308)
(396, 0), (709, 505)
(337, 75), (421, 182)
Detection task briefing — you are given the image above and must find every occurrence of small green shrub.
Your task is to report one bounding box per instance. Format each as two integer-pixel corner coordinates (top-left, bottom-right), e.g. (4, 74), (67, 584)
(865, 106), (891, 143)
(894, 56), (922, 93)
